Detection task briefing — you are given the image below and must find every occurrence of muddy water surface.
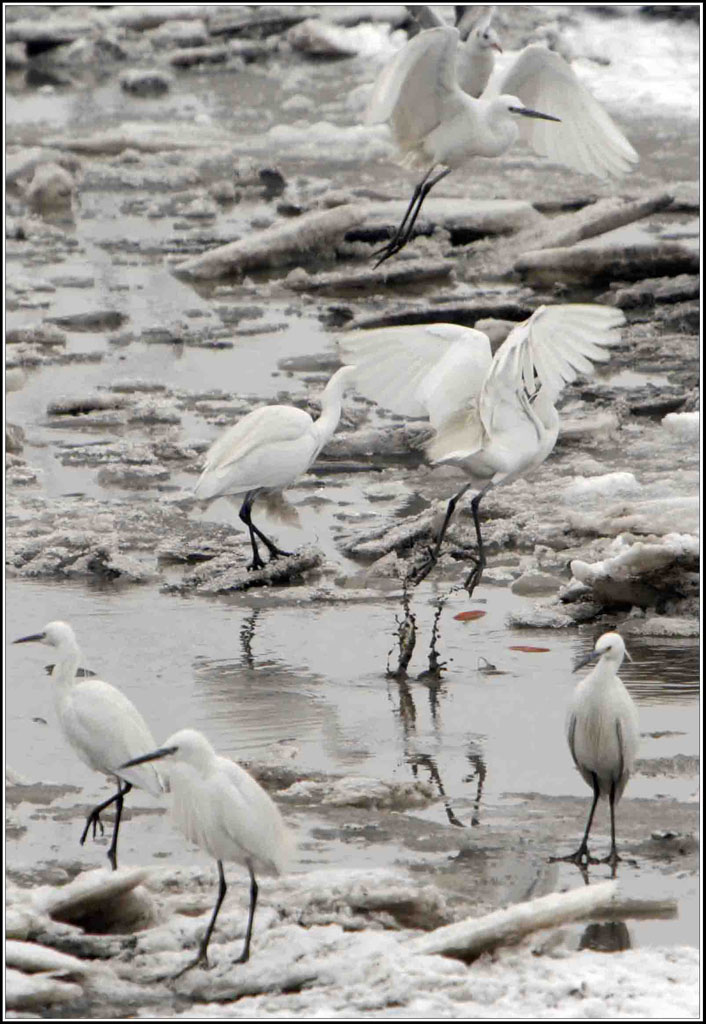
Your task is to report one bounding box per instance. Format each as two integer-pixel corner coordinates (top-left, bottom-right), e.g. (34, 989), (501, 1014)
(6, 6), (700, 967)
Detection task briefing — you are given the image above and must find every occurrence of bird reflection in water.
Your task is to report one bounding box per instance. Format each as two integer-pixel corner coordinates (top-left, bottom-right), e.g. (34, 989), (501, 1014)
(579, 920), (632, 953)
(239, 609), (261, 670)
(462, 746), (487, 827)
(409, 752), (465, 828)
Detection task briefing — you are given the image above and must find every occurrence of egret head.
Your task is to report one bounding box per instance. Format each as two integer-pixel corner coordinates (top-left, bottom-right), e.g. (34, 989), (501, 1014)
(573, 631), (631, 673)
(14, 620), (77, 648)
(466, 6), (502, 53)
(471, 22), (502, 54)
(120, 728), (216, 773)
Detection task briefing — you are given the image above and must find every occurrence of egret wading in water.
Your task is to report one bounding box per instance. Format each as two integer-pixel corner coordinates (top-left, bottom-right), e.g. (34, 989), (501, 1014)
(121, 728), (294, 975)
(193, 366), (357, 570)
(340, 304), (625, 592)
(365, 24), (638, 263)
(13, 621), (163, 871)
(553, 632), (639, 871)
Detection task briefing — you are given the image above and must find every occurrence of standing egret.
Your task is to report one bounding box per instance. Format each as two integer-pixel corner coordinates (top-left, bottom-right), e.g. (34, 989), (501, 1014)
(340, 304), (624, 592)
(554, 632), (639, 870)
(121, 728), (294, 974)
(365, 24), (638, 263)
(13, 621), (163, 871)
(193, 365), (357, 570)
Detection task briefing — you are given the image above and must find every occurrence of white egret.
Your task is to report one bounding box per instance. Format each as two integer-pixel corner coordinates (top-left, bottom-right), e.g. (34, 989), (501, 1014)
(407, 5), (503, 96)
(365, 24), (638, 263)
(555, 632), (639, 870)
(193, 366), (357, 570)
(13, 621), (163, 871)
(340, 304), (624, 592)
(121, 728), (294, 974)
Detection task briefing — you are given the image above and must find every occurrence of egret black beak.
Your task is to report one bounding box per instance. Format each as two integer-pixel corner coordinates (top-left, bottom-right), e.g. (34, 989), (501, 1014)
(121, 746), (178, 769)
(573, 650), (600, 673)
(492, 43), (503, 53)
(13, 632), (45, 644)
(510, 106), (561, 123)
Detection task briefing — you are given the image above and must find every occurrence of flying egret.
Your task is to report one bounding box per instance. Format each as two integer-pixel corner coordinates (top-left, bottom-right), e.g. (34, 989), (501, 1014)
(193, 365), (357, 570)
(554, 632), (639, 870)
(13, 621), (163, 871)
(121, 728), (294, 974)
(365, 24), (638, 263)
(339, 304), (624, 592)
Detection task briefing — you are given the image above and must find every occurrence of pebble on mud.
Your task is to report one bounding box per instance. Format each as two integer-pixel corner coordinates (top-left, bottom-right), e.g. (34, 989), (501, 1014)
(25, 162), (75, 213)
(119, 68), (174, 97)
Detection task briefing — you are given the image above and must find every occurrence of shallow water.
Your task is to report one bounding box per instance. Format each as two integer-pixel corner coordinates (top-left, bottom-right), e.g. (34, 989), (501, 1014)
(6, 5), (700, 964)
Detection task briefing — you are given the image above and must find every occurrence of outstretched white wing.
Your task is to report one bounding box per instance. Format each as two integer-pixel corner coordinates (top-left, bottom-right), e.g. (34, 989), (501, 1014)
(340, 322), (494, 466)
(479, 304), (625, 439)
(365, 26), (461, 150)
(339, 322), (492, 426)
(496, 45), (638, 177)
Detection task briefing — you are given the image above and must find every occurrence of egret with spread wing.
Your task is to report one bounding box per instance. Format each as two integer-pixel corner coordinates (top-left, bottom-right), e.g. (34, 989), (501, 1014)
(365, 24), (638, 263)
(340, 304), (625, 592)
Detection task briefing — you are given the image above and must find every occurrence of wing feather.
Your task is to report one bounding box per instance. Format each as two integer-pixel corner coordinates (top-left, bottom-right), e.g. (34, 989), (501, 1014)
(339, 323), (492, 428)
(479, 304), (624, 435)
(497, 45), (638, 178)
(365, 27), (461, 149)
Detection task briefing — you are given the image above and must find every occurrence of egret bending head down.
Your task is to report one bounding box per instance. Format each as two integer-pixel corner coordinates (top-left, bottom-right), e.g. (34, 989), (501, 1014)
(13, 621), (164, 871)
(554, 632), (639, 872)
(122, 727), (294, 975)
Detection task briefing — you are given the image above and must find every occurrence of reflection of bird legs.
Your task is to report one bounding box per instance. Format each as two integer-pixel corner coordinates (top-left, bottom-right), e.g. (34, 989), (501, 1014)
(413, 753), (465, 828)
(462, 752), (487, 826)
(239, 494), (291, 571)
(240, 609), (260, 670)
(80, 780), (132, 871)
(373, 166), (451, 267)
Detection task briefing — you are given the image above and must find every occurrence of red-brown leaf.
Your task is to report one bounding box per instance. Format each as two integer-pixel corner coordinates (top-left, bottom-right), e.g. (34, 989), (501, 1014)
(454, 610), (487, 621)
(509, 645), (550, 653)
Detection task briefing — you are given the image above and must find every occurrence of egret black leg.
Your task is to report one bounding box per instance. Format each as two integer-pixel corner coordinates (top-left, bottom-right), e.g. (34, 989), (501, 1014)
(239, 496), (290, 570)
(372, 168), (434, 265)
(601, 780), (622, 873)
(235, 865), (259, 965)
(408, 483), (471, 586)
(106, 781), (132, 871)
(373, 167), (452, 266)
(175, 860), (228, 978)
(80, 780), (132, 869)
(463, 492), (487, 596)
(551, 772), (601, 866)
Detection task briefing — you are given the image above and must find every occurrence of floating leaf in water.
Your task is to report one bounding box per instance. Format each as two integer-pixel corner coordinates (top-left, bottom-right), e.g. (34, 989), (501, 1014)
(454, 610), (487, 621)
(509, 645), (550, 653)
